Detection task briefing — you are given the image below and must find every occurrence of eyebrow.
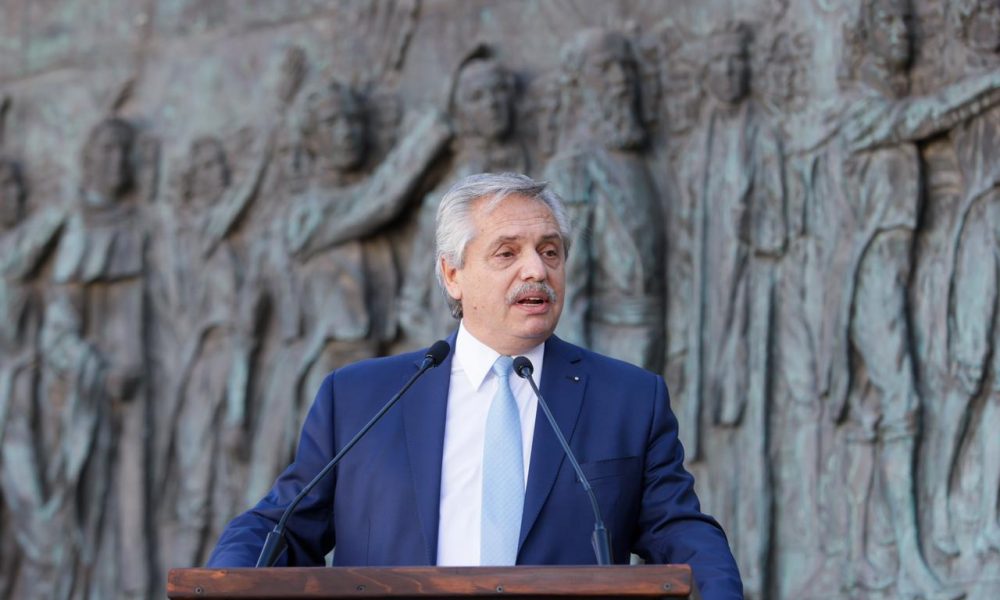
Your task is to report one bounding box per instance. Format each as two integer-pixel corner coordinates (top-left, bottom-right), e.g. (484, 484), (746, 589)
(492, 233), (563, 245)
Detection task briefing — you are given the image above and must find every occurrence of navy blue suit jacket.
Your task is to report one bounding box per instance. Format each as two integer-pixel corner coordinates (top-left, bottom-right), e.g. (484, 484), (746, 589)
(208, 335), (743, 599)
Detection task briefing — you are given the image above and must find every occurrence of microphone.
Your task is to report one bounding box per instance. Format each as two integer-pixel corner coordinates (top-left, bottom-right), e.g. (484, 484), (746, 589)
(512, 356), (613, 565)
(256, 340), (451, 567)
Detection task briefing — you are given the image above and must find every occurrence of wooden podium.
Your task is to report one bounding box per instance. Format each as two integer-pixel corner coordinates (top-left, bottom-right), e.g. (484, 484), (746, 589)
(167, 565), (699, 599)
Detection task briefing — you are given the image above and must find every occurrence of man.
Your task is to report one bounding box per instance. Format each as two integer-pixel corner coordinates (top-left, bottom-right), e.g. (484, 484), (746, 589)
(208, 172), (743, 599)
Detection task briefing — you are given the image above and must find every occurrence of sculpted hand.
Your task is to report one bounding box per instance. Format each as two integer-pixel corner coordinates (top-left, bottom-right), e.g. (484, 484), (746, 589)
(286, 200), (321, 257)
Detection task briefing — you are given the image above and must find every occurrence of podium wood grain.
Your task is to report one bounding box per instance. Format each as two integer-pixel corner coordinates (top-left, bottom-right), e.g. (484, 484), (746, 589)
(167, 565), (697, 598)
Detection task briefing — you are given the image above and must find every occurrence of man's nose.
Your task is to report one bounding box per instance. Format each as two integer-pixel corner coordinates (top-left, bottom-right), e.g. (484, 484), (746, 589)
(520, 250), (547, 280)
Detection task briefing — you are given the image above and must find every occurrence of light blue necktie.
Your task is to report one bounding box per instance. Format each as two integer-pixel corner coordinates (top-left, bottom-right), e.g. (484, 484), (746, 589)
(480, 355), (524, 565)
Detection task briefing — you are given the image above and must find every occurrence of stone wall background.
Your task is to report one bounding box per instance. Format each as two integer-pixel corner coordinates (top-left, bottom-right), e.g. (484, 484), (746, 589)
(1, 1), (1000, 598)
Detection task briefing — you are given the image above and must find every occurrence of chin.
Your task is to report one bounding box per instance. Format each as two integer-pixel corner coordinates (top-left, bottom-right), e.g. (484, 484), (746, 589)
(524, 318), (559, 341)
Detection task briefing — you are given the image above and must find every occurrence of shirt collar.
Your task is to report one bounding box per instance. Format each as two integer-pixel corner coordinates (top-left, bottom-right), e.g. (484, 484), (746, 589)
(454, 321), (546, 391)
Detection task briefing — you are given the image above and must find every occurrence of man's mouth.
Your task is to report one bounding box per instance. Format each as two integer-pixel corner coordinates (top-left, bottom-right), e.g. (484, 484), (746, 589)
(507, 282), (557, 307)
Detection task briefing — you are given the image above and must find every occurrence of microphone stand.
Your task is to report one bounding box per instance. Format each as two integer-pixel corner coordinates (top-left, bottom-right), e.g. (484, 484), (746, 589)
(256, 341), (450, 567)
(513, 357), (613, 565)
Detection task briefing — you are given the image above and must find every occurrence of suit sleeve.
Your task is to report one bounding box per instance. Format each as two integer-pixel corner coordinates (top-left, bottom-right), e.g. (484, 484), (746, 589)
(633, 375), (744, 599)
(206, 373), (339, 567)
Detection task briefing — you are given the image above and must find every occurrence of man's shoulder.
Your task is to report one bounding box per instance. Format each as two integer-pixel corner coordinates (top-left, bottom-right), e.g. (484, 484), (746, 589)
(334, 347), (426, 381)
(548, 336), (661, 384)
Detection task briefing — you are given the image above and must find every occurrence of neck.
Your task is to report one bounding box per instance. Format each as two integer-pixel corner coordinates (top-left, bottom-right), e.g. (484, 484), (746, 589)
(860, 58), (909, 98)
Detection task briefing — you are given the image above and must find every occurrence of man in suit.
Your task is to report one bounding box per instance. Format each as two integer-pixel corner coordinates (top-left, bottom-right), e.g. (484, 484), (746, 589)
(207, 172), (743, 599)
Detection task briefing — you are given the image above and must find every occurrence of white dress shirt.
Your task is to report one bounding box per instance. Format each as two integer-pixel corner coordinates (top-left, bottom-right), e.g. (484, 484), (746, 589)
(435, 322), (544, 565)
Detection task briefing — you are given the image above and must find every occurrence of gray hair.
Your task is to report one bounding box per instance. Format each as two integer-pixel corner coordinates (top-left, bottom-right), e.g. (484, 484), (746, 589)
(435, 172), (572, 319)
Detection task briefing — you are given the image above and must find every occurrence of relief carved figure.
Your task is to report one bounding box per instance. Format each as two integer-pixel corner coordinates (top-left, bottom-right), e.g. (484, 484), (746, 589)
(398, 44), (527, 346)
(685, 23), (785, 598)
(935, 0), (1000, 558)
(5, 4), (1000, 598)
(155, 136), (263, 568)
(542, 28), (666, 373)
(757, 26), (838, 597)
(774, 156), (836, 597)
(0, 157), (65, 598)
(819, 0), (1000, 596)
(650, 28), (704, 439)
(688, 22), (787, 433)
(38, 117), (150, 598)
(245, 80), (451, 500)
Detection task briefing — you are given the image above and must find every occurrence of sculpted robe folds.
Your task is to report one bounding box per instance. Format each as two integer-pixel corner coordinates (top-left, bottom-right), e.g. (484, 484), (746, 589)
(544, 147), (666, 373)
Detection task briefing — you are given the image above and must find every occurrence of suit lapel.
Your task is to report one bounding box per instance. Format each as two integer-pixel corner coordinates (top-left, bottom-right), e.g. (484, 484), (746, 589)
(518, 336), (586, 552)
(402, 339), (455, 565)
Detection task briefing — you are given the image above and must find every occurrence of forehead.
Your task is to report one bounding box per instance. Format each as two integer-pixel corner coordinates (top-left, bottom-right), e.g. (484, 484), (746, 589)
(712, 37), (749, 60)
(472, 193), (559, 236)
(583, 43), (630, 66)
(870, 0), (910, 18)
(458, 62), (508, 91)
(314, 93), (363, 119)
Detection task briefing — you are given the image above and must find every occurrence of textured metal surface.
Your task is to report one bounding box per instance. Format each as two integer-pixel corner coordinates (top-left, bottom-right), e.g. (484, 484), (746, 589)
(1, 1), (999, 598)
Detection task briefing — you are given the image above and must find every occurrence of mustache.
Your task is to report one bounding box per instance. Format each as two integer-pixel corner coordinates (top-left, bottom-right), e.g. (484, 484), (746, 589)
(506, 282), (558, 305)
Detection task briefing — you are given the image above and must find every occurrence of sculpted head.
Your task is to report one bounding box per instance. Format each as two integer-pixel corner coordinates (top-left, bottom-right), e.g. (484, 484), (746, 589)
(863, 0), (913, 71)
(302, 81), (368, 175)
(954, 0), (1000, 53)
(450, 49), (516, 141)
(81, 117), (136, 204)
(707, 24), (751, 106)
(183, 136), (230, 207)
(563, 28), (645, 150)
(0, 158), (26, 230)
(436, 172), (572, 355)
(763, 33), (807, 113)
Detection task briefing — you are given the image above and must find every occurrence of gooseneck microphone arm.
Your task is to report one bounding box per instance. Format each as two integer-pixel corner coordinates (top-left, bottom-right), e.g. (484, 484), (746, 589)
(255, 340), (451, 568)
(512, 356), (612, 565)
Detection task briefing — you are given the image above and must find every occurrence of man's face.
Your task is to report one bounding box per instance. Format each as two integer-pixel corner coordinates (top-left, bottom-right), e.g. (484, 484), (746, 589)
(187, 140), (228, 205)
(86, 125), (131, 200)
(0, 162), (23, 230)
(965, 0), (1000, 53)
(867, 0), (912, 70)
(578, 39), (644, 149)
(707, 47), (750, 105)
(455, 62), (514, 141)
(441, 193), (566, 356)
(316, 94), (367, 173)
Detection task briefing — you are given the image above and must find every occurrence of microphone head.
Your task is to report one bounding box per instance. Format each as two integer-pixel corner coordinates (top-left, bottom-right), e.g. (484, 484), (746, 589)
(512, 356), (534, 378)
(425, 340), (452, 367)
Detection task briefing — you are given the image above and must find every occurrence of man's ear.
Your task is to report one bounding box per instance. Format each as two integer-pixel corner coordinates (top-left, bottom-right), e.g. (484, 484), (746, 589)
(440, 256), (462, 302)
